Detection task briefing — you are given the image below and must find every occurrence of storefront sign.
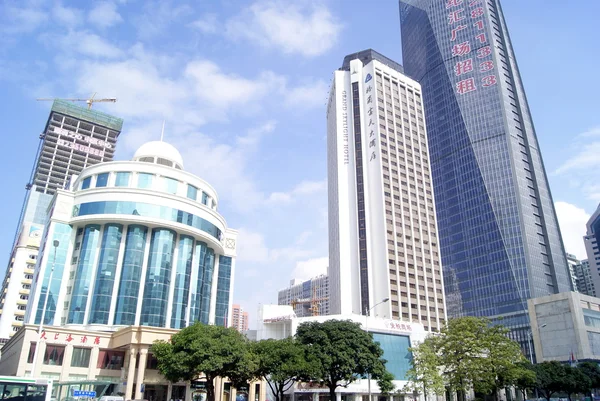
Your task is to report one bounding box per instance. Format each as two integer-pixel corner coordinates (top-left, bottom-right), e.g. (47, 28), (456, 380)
(263, 315), (294, 323)
(40, 330), (101, 346)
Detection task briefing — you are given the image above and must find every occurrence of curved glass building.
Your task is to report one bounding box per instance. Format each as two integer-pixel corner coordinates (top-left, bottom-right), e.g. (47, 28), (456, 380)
(25, 141), (238, 330)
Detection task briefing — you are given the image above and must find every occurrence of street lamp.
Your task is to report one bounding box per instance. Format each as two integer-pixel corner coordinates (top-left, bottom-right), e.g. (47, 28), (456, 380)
(30, 239), (59, 377)
(366, 297), (390, 401)
(528, 323), (546, 401)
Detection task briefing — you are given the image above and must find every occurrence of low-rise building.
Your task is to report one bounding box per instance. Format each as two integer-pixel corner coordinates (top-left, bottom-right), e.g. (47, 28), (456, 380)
(528, 291), (600, 363)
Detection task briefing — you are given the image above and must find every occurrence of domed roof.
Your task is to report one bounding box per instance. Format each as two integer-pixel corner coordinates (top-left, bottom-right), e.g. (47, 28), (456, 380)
(133, 141), (184, 169)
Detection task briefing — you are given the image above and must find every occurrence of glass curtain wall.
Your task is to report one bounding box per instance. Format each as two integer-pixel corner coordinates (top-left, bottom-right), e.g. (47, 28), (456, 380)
(215, 256), (232, 326)
(89, 224), (123, 324)
(171, 236), (193, 329)
(34, 223), (72, 324)
(114, 226), (147, 325)
(68, 225), (101, 324)
(192, 242), (215, 324)
(141, 228), (176, 327)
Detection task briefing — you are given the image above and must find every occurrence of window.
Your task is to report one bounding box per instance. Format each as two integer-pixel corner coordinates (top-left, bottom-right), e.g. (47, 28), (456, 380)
(187, 184), (198, 201)
(163, 177), (179, 195)
(71, 347), (91, 368)
(97, 350), (125, 369)
(80, 177), (91, 190)
(137, 173), (154, 189)
(96, 173), (109, 187)
(201, 192), (209, 206)
(27, 342), (36, 363)
(43, 345), (65, 365)
(115, 172), (131, 187)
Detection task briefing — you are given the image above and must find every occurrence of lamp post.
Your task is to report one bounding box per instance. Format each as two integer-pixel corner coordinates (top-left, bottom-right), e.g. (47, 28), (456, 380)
(30, 239), (59, 377)
(528, 323), (546, 400)
(366, 297), (390, 401)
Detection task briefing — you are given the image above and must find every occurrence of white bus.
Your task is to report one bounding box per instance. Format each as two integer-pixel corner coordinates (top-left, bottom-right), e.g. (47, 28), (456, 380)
(0, 376), (52, 401)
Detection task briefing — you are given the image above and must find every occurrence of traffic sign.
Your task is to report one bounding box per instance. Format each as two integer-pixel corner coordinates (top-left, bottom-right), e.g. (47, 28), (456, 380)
(73, 391), (97, 397)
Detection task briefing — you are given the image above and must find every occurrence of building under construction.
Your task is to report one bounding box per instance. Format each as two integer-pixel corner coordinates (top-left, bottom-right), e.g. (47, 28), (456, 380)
(277, 274), (329, 317)
(0, 98), (122, 341)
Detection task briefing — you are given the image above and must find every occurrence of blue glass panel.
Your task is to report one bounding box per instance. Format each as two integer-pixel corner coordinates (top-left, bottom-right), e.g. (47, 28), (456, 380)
(215, 255), (232, 326)
(96, 173), (109, 188)
(140, 228), (175, 327)
(68, 225), (101, 324)
(80, 177), (91, 190)
(163, 177), (179, 195)
(137, 173), (153, 189)
(114, 225), (147, 325)
(201, 192), (208, 206)
(171, 236), (194, 329)
(34, 223), (72, 324)
(115, 172), (130, 187)
(75, 201), (222, 240)
(187, 185), (198, 201)
(89, 224), (122, 324)
(372, 333), (412, 380)
(191, 242), (215, 324)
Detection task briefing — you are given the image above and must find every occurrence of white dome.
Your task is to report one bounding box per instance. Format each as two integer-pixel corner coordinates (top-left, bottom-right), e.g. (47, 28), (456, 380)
(133, 141), (184, 169)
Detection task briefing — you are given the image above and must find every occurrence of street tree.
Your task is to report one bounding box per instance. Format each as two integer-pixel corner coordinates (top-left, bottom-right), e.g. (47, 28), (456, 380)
(252, 338), (310, 401)
(404, 335), (444, 401)
(514, 362), (537, 401)
(151, 322), (256, 401)
(533, 361), (567, 401)
(562, 365), (592, 401)
(577, 362), (600, 396)
(295, 319), (395, 401)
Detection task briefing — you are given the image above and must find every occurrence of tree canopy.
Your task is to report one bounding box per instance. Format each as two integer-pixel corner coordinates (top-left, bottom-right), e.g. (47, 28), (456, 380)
(252, 338), (310, 401)
(151, 322), (256, 401)
(295, 319), (395, 401)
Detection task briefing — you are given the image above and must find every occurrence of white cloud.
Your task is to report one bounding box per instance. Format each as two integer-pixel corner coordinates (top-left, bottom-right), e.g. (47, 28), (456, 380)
(554, 126), (600, 201)
(290, 257), (328, 281)
(236, 228), (271, 263)
(2, 4), (46, 34)
(39, 30), (123, 59)
(52, 4), (83, 27)
(268, 179), (326, 203)
(226, 1), (342, 57)
(133, 1), (192, 39)
(285, 80), (329, 108)
(190, 13), (218, 34)
(88, 1), (123, 29)
(555, 201), (590, 260)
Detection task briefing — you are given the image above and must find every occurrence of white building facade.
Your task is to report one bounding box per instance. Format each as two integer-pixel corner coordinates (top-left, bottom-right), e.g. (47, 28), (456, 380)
(327, 50), (446, 332)
(256, 305), (427, 401)
(25, 140), (238, 331)
(585, 204), (600, 296)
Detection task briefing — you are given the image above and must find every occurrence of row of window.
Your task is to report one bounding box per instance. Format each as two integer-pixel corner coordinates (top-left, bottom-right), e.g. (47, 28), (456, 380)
(79, 171), (216, 209)
(26, 344), (143, 370)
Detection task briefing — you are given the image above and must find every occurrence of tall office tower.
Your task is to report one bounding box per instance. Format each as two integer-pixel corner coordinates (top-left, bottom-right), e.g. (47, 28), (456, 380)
(566, 253), (581, 293)
(0, 100), (122, 341)
(584, 204), (600, 294)
(231, 304), (249, 332)
(327, 49), (446, 332)
(278, 275), (330, 317)
(399, 0), (571, 352)
(574, 260), (596, 297)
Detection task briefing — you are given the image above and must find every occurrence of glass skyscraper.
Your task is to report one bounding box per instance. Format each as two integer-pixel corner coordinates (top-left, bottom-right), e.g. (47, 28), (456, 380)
(399, 0), (571, 357)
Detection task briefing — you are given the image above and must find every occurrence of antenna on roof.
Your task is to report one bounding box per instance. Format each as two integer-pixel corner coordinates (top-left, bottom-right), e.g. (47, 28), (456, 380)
(160, 120), (165, 142)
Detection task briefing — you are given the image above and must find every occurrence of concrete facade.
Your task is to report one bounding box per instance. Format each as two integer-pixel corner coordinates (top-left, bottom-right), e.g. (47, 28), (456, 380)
(528, 291), (600, 362)
(277, 275), (330, 317)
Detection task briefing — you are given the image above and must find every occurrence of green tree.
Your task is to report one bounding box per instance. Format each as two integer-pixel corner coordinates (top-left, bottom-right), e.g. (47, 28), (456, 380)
(533, 361), (567, 401)
(562, 365), (592, 401)
(514, 362), (537, 401)
(151, 322), (256, 401)
(295, 319), (394, 401)
(577, 362), (600, 395)
(404, 335), (444, 401)
(252, 338), (310, 401)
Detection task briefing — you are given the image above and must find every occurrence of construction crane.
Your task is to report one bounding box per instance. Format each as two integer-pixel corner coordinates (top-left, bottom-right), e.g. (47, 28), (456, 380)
(291, 286), (329, 317)
(36, 93), (117, 109)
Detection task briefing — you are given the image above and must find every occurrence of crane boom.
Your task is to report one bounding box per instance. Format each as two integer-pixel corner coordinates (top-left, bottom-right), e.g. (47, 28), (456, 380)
(36, 93), (117, 109)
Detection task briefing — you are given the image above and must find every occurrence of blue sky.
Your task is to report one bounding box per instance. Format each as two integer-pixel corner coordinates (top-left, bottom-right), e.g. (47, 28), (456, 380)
(1, 0), (599, 325)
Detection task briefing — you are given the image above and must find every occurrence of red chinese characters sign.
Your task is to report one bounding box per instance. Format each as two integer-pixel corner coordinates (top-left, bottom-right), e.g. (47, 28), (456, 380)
(384, 321), (413, 331)
(447, 0), (497, 95)
(40, 331), (101, 346)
